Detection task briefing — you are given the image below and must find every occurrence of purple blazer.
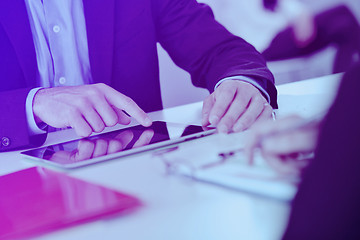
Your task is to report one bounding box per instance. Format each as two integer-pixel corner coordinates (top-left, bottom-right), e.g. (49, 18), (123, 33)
(0, 0), (277, 151)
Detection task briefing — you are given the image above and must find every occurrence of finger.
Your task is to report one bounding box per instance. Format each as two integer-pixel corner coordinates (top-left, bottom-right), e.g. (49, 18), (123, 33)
(92, 96), (119, 127)
(82, 108), (105, 133)
(208, 87), (236, 126)
(68, 97), (105, 133)
(133, 129), (154, 148)
(51, 151), (72, 163)
(113, 108), (132, 125)
(92, 139), (108, 158)
(75, 140), (95, 161)
(107, 139), (125, 154)
(67, 109), (93, 137)
(244, 130), (260, 165)
(261, 129), (317, 155)
(98, 84), (152, 127)
(244, 117), (278, 165)
(202, 95), (215, 127)
(245, 115), (306, 165)
(216, 93), (249, 133)
(114, 130), (134, 150)
(232, 95), (267, 132)
(261, 152), (302, 175)
(251, 103), (274, 126)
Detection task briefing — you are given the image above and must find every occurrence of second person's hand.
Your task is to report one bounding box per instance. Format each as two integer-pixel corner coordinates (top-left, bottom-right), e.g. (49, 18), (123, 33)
(201, 80), (273, 133)
(245, 115), (321, 175)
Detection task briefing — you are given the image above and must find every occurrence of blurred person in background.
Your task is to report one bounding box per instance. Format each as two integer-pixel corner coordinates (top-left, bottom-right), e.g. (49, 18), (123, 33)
(262, 0), (360, 73)
(246, 63), (360, 239)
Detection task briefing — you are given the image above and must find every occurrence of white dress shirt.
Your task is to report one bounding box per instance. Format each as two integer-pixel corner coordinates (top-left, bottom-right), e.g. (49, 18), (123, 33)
(24, 0), (92, 134)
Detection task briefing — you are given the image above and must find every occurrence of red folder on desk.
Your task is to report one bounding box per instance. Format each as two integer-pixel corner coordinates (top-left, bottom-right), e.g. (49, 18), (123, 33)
(0, 167), (141, 239)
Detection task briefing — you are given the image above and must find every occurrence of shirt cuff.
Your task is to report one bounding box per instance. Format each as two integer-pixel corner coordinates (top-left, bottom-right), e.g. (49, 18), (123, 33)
(26, 87), (47, 135)
(215, 76), (271, 104)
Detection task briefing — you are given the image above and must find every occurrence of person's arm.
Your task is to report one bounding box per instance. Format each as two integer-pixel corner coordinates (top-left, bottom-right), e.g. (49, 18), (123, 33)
(0, 88), (47, 152)
(152, 0), (278, 132)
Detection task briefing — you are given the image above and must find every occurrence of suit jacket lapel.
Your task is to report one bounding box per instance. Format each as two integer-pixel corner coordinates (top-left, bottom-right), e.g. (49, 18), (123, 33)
(0, 0), (37, 88)
(83, 0), (115, 85)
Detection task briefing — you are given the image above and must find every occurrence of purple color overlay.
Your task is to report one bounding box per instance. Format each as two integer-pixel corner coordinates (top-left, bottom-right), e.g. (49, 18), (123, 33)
(263, 5), (360, 73)
(0, 167), (141, 239)
(283, 64), (360, 239)
(0, 0), (277, 151)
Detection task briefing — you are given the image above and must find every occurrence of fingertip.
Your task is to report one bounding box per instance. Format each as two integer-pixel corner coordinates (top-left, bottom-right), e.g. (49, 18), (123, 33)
(143, 116), (152, 127)
(78, 129), (92, 138)
(201, 115), (210, 127)
(209, 115), (219, 126)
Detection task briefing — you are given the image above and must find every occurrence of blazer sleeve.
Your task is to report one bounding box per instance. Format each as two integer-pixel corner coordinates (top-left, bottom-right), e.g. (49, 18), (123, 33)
(0, 88), (46, 152)
(151, 0), (278, 108)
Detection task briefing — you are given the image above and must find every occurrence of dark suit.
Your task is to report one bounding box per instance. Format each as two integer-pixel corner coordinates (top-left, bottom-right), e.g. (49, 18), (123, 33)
(0, 0), (277, 151)
(283, 64), (360, 239)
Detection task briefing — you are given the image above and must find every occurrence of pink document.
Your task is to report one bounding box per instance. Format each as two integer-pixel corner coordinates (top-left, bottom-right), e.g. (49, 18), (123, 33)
(0, 167), (141, 239)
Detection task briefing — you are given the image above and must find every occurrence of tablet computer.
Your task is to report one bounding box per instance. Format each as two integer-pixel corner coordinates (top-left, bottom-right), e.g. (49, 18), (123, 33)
(21, 121), (215, 169)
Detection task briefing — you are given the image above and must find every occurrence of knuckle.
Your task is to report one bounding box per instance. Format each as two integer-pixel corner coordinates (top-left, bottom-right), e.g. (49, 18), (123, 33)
(252, 94), (263, 104)
(212, 106), (224, 115)
(95, 83), (106, 88)
(203, 95), (214, 109)
(263, 105), (274, 116)
(74, 97), (90, 109)
(241, 115), (254, 127)
(223, 115), (236, 126)
(203, 95), (212, 105)
(220, 88), (236, 97)
(122, 96), (134, 107)
(86, 84), (103, 96)
(66, 106), (81, 118)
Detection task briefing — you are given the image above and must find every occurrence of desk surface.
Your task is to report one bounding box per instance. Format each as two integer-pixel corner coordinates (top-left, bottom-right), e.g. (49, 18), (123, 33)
(0, 74), (342, 240)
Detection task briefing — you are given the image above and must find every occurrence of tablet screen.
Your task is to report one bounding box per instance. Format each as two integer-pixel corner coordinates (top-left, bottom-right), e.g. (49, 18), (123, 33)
(21, 121), (214, 168)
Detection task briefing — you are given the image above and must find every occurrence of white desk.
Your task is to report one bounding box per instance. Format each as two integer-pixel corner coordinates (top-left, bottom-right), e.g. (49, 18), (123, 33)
(0, 74), (342, 240)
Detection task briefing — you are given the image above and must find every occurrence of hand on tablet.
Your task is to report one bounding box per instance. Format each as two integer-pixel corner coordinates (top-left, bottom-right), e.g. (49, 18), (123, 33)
(33, 83), (152, 137)
(201, 81), (273, 133)
(49, 129), (155, 162)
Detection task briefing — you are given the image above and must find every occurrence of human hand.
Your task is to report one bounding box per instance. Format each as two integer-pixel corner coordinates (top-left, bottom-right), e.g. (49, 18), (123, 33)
(245, 115), (321, 175)
(33, 83), (152, 137)
(49, 129), (155, 163)
(202, 81), (273, 133)
(292, 12), (316, 47)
